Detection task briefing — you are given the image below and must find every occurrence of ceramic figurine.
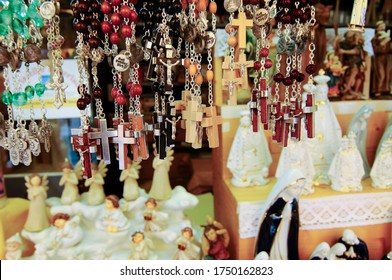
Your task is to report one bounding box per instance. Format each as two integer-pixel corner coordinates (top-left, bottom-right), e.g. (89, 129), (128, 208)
(338, 229), (369, 260)
(276, 139), (315, 195)
(49, 213), (83, 250)
(59, 159), (81, 205)
(227, 109), (272, 187)
(327, 243), (347, 260)
(5, 233), (23, 260)
(381, 251), (392, 260)
(328, 133), (364, 192)
(96, 195), (130, 233)
(129, 231), (154, 260)
(149, 147), (174, 201)
(143, 198), (168, 232)
(202, 216), (230, 260)
(347, 105), (373, 177)
(307, 70), (342, 185)
(324, 52), (347, 97)
(84, 161), (108, 206)
(371, 21), (391, 96)
(120, 158), (142, 201)
(173, 227), (201, 260)
(309, 242), (330, 260)
(370, 137), (392, 189)
(24, 174), (50, 232)
(254, 169), (306, 260)
(376, 117), (392, 156)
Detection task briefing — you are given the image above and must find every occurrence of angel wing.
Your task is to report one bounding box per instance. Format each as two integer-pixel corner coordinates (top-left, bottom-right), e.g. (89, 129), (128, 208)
(98, 160), (108, 178)
(25, 176), (33, 189)
(74, 161), (83, 181)
(42, 175), (49, 191)
(165, 148), (175, 166)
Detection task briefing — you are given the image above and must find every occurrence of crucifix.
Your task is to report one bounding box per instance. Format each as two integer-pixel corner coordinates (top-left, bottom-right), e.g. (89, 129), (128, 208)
(222, 56), (242, 106)
(46, 72), (68, 109)
(112, 124), (135, 170)
(235, 52), (254, 86)
(164, 101), (178, 147)
(202, 106), (222, 148)
(281, 104), (291, 147)
(71, 128), (97, 178)
(182, 99), (204, 144)
(131, 115), (149, 162)
(290, 98), (303, 140)
(153, 111), (167, 159)
(88, 118), (117, 165)
(146, 32), (164, 82)
(304, 92), (317, 139)
(231, 11), (253, 50)
(157, 44), (183, 92)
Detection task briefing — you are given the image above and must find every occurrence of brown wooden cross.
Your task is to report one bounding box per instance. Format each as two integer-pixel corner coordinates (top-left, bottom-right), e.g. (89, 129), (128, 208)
(182, 98), (204, 144)
(88, 118), (117, 165)
(202, 106), (223, 148)
(71, 127), (97, 178)
(132, 115), (149, 162)
(111, 123), (135, 170)
(231, 11), (253, 50)
(304, 92), (317, 139)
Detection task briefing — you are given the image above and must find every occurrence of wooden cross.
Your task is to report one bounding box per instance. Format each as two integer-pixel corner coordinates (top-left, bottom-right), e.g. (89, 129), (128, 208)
(271, 101), (283, 143)
(131, 115), (149, 162)
(177, 90), (201, 130)
(235, 52), (254, 87)
(304, 92), (317, 139)
(281, 104), (291, 147)
(202, 106), (222, 148)
(71, 128), (97, 178)
(112, 124), (135, 170)
(182, 99), (204, 144)
(222, 56), (242, 106)
(250, 88), (259, 132)
(88, 118), (117, 165)
(231, 11), (253, 50)
(290, 98), (303, 140)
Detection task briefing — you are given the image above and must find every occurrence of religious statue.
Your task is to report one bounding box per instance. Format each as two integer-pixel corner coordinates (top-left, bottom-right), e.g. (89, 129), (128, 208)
(307, 70), (342, 185)
(24, 174), (50, 232)
(309, 242), (330, 260)
(371, 21), (391, 96)
(129, 231), (154, 260)
(370, 137), (392, 189)
(120, 158), (142, 201)
(5, 233), (24, 260)
(59, 159), (81, 205)
(254, 169), (306, 260)
(324, 52), (347, 97)
(338, 229), (369, 260)
(143, 198), (168, 232)
(347, 105), (373, 177)
(49, 213), (83, 250)
(84, 161), (108, 206)
(201, 216), (230, 260)
(334, 30), (368, 100)
(227, 109), (272, 187)
(276, 139), (315, 195)
(149, 147), (174, 201)
(173, 227), (201, 260)
(328, 133), (364, 192)
(96, 195), (130, 233)
(327, 243), (347, 260)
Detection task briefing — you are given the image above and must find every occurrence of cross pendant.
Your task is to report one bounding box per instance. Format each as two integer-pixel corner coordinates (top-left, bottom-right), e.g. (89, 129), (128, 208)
(131, 115), (149, 162)
(271, 101), (283, 143)
(71, 128), (97, 178)
(182, 99), (204, 144)
(290, 98), (303, 141)
(281, 104), (291, 147)
(251, 88), (259, 132)
(112, 123), (135, 170)
(303, 92), (317, 139)
(231, 11), (253, 50)
(259, 78), (269, 125)
(89, 118), (117, 165)
(235, 52), (254, 86)
(153, 111), (167, 159)
(201, 106), (222, 148)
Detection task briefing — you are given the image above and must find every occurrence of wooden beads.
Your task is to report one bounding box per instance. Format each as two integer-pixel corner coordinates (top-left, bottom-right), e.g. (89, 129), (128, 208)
(206, 70), (214, 81)
(184, 58), (191, 68)
(209, 1), (217, 14)
(195, 74), (203, 85)
(227, 36), (237, 47)
(188, 63), (198, 76)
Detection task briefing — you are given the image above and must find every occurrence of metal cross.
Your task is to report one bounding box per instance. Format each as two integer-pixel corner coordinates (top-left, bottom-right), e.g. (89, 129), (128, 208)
(112, 124), (135, 170)
(89, 118), (117, 165)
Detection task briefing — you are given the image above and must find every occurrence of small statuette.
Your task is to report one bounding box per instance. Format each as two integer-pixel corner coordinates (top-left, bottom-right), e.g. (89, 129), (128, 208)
(224, 0), (241, 13)
(253, 9), (269, 26)
(113, 54), (130, 72)
(40, 1), (56, 20)
(205, 32), (216, 50)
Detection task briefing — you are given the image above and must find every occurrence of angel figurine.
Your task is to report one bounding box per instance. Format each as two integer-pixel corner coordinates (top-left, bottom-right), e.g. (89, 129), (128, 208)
(49, 213), (83, 250)
(227, 110), (272, 187)
(5, 233), (24, 260)
(96, 195), (130, 233)
(84, 161), (108, 206)
(24, 174), (50, 232)
(173, 227), (201, 260)
(120, 158), (141, 201)
(143, 198), (168, 232)
(202, 216), (230, 260)
(149, 147), (174, 201)
(129, 231), (154, 260)
(370, 137), (392, 189)
(328, 133), (364, 192)
(59, 159), (81, 205)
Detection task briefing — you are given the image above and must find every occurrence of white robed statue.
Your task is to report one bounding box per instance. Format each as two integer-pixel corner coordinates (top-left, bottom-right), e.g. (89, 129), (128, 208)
(307, 71), (342, 185)
(328, 133), (364, 192)
(227, 109), (272, 187)
(370, 136), (392, 189)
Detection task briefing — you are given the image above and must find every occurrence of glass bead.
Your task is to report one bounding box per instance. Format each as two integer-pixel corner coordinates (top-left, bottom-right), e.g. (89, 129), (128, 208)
(25, 85), (35, 99)
(0, 23), (8, 35)
(34, 82), (46, 96)
(12, 18), (24, 34)
(0, 10), (13, 25)
(2, 90), (13, 105)
(12, 92), (27, 106)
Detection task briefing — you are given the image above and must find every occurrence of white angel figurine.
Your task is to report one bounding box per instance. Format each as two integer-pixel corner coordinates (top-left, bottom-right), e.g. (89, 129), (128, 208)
(309, 242), (330, 260)
(173, 227), (201, 260)
(5, 233), (24, 260)
(276, 139), (315, 195)
(129, 231), (154, 260)
(24, 174), (50, 232)
(227, 109), (272, 187)
(328, 133), (364, 192)
(371, 137), (392, 189)
(85, 161), (108, 206)
(149, 147), (174, 201)
(49, 213), (83, 249)
(143, 198), (168, 232)
(96, 195), (130, 233)
(327, 243), (347, 260)
(120, 158), (142, 201)
(59, 159), (82, 205)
